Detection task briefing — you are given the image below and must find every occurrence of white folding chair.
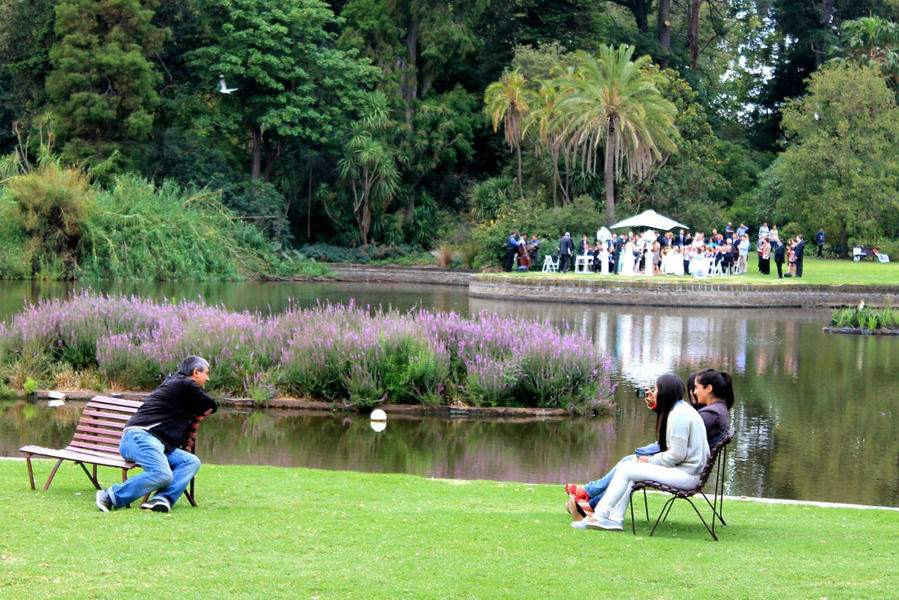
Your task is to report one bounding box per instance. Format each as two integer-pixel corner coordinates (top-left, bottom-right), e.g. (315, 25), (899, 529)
(542, 254), (559, 272)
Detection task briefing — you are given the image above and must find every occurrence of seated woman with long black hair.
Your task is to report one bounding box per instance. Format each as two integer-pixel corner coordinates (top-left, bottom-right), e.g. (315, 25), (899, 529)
(565, 369), (734, 520)
(573, 373), (709, 530)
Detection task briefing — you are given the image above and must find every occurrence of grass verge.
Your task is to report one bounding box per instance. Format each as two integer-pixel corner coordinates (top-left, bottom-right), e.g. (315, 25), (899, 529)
(1, 460), (897, 599)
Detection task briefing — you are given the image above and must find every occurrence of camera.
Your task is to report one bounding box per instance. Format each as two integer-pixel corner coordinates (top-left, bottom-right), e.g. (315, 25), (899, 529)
(636, 388), (647, 399)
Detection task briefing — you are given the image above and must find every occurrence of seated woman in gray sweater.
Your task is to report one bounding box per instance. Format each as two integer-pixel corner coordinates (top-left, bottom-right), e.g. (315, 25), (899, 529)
(573, 373), (709, 530)
(566, 369), (733, 519)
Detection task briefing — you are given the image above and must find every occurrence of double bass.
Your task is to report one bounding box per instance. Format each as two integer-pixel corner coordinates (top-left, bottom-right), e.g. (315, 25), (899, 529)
(516, 238), (531, 269)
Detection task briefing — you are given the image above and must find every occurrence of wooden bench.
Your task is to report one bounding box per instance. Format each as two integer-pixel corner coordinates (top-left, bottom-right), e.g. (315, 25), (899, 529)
(19, 395), (211, 507)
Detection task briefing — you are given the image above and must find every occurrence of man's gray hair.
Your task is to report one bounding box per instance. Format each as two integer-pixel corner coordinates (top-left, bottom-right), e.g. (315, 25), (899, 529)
(177, 355), (210, 377)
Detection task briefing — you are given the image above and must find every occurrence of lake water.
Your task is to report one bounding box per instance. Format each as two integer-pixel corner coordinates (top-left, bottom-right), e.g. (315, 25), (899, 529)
(0, 280), (896, 507)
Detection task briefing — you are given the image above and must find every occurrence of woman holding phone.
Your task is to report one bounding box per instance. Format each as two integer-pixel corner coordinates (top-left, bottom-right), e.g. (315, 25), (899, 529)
(569, 373), (709, 530)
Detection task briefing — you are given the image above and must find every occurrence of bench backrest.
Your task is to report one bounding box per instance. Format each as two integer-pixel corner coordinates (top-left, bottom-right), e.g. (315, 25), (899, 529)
(69, 396), (143, 455)
(69, 396), (212, 455)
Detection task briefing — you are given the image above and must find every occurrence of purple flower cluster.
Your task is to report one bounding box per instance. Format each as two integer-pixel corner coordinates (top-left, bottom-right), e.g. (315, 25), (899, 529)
(0, 292), (615, 413)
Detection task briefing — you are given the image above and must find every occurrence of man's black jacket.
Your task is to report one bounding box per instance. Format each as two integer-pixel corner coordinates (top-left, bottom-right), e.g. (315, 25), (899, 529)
(126, 374), (218, 453)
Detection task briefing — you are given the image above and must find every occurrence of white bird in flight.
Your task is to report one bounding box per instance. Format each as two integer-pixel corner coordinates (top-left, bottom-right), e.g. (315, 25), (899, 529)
(219, 75), (238, 94)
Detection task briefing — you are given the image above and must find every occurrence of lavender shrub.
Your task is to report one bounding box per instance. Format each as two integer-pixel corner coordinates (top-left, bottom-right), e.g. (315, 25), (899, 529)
(0, 293), (615, 413)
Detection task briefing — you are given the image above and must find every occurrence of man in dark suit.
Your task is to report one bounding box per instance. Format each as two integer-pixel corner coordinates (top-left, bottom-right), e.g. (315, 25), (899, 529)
(559, 232), (575, 272)
(612, 234), (625, 273)
(816, 228), (825, 257)
(794, 235), (806, 277)
(773, 240), (786, 278)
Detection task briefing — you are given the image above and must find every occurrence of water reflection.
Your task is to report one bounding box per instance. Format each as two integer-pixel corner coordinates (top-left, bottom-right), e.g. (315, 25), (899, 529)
(1, 281), (897, 507)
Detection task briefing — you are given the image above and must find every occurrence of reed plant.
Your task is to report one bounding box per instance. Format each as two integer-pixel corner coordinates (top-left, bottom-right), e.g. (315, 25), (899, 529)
(0, 292), (615, 413)
(829, 305), (897, 330)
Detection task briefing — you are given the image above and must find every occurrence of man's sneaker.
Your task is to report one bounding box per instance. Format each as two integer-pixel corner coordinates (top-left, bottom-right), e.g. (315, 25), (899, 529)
(96, 489), (113, 513)
(140, 496), (171, 513)
(586, 517), (623, 531)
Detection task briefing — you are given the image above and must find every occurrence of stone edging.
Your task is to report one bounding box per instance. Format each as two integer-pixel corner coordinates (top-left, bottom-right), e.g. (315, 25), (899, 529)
(469, 275), (899, 308)
(314, 265), (898, 308)
(326, 264), (473, 286)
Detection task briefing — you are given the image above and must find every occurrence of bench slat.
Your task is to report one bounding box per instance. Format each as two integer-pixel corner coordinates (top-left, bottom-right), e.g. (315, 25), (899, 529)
(87, 396), (144, 408)
(74, 424), (127, 438)
(70, 433), (122, 447)
(81, 408), (135, 421)
(69, 439), (127, 453)
(20, 445), (134, 469)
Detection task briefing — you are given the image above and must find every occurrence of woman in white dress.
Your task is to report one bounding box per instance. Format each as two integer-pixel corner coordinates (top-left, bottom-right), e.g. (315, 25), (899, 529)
(620, 242), (636, 276)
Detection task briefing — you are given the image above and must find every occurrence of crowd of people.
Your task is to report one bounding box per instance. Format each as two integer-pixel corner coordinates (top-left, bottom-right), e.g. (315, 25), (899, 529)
(504, 221), (816, 278)
(564, 368), (734, 531)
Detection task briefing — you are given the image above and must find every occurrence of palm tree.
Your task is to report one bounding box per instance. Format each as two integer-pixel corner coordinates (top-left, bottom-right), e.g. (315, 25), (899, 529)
(555, 45), (678, 226)
(524, 82), (571, 206)
(484, 70), (530, 199)
(337, 92), (400, 246)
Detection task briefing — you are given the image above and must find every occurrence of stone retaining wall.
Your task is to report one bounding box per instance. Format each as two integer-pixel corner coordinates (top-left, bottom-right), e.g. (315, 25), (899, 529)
(469, 275), (899, 308)
(327, 264), (473, 286)
(320, 265), (897, 308)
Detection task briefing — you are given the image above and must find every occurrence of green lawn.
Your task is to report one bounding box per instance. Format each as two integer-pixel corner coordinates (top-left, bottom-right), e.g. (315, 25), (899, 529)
(503, 256), (899, 286)
(2, 460), (897, 599)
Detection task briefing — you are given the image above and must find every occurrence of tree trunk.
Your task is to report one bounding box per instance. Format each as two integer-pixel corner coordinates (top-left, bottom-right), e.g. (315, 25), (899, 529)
(306, 162), (313, 241)
(688, 0), (701, 70)
(658, 0), (671, 68)
(839, 221), (849, 258)
(516, 142), (524, 199)
(817, 0), (836, 66)
(251, 125), (263, 179)
(361, 202), (371, 247)
(404, 15), (419, 124)
(611, 0), (649, 33)
(604, 121), (617, 227)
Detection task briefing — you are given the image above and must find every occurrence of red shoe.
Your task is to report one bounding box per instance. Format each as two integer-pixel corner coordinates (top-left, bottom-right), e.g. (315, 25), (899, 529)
(564, 483), (589, 502)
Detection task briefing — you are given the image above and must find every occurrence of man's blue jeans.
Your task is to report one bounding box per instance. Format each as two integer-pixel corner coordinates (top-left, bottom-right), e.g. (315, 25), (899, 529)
(106, 429), (200, 509)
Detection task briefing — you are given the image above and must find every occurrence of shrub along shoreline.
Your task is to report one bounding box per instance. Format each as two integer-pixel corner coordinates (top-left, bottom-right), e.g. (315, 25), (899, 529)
(0, 292), (615, 415)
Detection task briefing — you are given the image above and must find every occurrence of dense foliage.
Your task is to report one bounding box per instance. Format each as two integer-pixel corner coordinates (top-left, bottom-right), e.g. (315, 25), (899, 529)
(0, 293), (616, 413)
(1, 0), (897, 272)
(0, 164), (321, 281)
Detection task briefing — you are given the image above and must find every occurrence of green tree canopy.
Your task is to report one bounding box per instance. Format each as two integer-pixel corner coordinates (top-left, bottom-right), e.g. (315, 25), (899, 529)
(186, 0), (378, 181)
(774, 64), (899, 255)
(45, 0), (165, 167)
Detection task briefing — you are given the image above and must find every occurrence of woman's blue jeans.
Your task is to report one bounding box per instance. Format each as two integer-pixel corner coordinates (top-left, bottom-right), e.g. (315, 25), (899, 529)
(106, 429), (201, 509)
(584, 443), (660, 509)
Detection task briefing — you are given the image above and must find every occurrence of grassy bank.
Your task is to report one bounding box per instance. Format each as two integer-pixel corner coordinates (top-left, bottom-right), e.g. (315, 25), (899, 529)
(1, 460), (896, 599)
(503, 256), (899, 286)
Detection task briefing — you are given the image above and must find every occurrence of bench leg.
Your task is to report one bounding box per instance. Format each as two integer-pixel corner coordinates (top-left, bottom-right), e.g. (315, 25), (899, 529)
(25, 455), (36, 490)
(43, 459), (64, 491)
(77, 462), (102, 489)
(183, 477), (197, 507)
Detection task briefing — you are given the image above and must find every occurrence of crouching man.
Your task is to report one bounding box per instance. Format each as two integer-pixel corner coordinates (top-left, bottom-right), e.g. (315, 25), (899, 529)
(96, 356), (218, 513)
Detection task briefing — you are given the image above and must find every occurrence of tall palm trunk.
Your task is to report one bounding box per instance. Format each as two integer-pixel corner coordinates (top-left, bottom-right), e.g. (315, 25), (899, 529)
(604, 119), (617, 226)
(516, 143), (524, 199)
